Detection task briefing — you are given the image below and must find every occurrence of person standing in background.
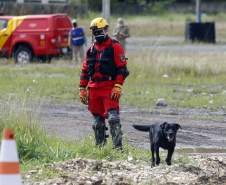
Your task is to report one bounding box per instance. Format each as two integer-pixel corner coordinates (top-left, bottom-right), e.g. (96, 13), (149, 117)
(113, 18), (130, 51)
(69, 19), (87, 63)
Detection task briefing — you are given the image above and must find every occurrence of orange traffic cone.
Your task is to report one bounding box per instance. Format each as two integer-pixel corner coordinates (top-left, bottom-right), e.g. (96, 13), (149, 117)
(0, 128), (22, 185)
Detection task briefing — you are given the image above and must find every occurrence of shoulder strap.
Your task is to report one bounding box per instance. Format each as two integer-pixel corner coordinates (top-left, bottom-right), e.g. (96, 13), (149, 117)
(87, 43), (97, 55)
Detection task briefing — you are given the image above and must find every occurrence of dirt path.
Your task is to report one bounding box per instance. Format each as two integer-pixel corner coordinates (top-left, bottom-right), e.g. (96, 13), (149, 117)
(24, 101), (226, 184)
(37, 101), (226, 151)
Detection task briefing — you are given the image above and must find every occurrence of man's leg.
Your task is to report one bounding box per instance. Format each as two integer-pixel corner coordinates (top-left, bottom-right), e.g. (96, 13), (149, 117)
(88, 88), (107, 147)
(92, 114), (108, 146)
(72, 46), (78, 63)
(79, 45), (85, 63)
(108, 109), (123, 149)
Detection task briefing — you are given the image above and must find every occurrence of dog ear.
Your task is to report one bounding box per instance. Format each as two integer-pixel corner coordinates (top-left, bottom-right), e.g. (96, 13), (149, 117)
(160, 122), (168, 129)
(175, 124), (181, 130)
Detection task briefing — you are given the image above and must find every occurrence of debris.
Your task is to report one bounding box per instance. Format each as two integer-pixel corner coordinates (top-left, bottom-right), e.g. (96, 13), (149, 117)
(156, 98), (168, 107)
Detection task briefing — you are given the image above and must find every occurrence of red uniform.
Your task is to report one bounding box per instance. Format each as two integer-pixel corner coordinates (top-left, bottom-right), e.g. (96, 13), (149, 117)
(80, 37), (128, 118)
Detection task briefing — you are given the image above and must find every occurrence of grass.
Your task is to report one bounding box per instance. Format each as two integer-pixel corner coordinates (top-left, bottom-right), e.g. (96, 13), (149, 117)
(78, 12), (226, 41)
(0, 13), (225, 180)
(123, 49), (226, 109)
(0, 99), (152, 177)
(1, 48), (226, 110)
(0, 98), (192, 181)
(0, 55), (220, 179)
(0, 63), (79, 102)
(0, 101), (153, 180)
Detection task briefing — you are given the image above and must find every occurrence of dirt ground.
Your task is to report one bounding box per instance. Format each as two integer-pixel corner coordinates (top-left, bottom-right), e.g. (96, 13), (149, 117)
(24, 155), (226, 185)
(36, 101), (226, 152)
(25, 101), (226, 184)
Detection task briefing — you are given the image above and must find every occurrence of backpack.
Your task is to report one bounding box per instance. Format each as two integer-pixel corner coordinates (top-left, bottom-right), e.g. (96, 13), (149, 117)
(71, 27), (85, 46)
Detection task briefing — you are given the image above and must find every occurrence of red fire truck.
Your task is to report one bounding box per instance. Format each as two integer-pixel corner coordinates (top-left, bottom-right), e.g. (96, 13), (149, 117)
(0, 14), (72, 64)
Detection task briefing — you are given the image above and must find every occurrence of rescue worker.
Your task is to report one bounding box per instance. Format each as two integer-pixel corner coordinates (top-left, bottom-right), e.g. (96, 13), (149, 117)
(69, 19), (86, 63)
(79, 17), (129, 149)
(113, 18), (130, 51)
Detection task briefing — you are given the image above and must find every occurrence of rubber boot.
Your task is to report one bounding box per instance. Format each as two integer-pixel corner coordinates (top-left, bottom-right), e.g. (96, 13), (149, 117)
(108, 109), (123, 149)
(109, 122), (122, 149)
(92, 116), (108, 147)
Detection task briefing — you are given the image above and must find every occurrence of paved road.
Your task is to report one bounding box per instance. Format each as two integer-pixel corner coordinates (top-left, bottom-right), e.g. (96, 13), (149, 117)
(127, 36), (226, 53)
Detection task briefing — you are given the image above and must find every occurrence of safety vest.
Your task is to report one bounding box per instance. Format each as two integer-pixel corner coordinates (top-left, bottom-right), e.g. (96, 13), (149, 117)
(71, 27), (85, 46)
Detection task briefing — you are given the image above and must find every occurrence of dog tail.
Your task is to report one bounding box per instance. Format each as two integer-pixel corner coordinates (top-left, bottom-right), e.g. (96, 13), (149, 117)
(132, 124), (152, 132)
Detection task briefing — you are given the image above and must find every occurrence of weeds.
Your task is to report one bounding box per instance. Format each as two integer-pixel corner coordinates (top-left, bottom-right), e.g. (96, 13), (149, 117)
(0, 98), (151, 172)
(0, 50), (226, 109)
(123, 49), (226, 109)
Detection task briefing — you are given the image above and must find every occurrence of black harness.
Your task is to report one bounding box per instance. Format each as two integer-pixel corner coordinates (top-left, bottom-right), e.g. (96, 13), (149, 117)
(86, 40), (118, 81)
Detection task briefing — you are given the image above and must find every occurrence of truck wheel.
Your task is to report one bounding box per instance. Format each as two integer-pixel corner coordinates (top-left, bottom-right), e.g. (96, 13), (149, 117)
(14, 46), (33, 64)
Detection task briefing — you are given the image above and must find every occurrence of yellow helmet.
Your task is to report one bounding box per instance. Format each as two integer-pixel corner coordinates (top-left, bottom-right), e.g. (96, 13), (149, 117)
(90, 17), (109, 30)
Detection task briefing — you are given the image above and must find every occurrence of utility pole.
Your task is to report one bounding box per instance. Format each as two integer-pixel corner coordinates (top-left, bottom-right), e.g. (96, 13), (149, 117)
(102, 0), (110, 21)
(17, 0), (24, 3)
(196, 0), (201, 23)
(42, 0), (49, 4)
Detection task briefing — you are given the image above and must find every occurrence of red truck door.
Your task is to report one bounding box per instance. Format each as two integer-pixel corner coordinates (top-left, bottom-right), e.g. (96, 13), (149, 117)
(53, 15), (72, 54)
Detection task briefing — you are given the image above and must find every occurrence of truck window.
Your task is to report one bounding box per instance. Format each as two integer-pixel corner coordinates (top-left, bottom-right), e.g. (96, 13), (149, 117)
(0, 20), (8, 30)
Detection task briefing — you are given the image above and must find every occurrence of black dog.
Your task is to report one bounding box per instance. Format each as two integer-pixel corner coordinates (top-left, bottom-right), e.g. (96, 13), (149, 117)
(133, 122), (181, 166)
